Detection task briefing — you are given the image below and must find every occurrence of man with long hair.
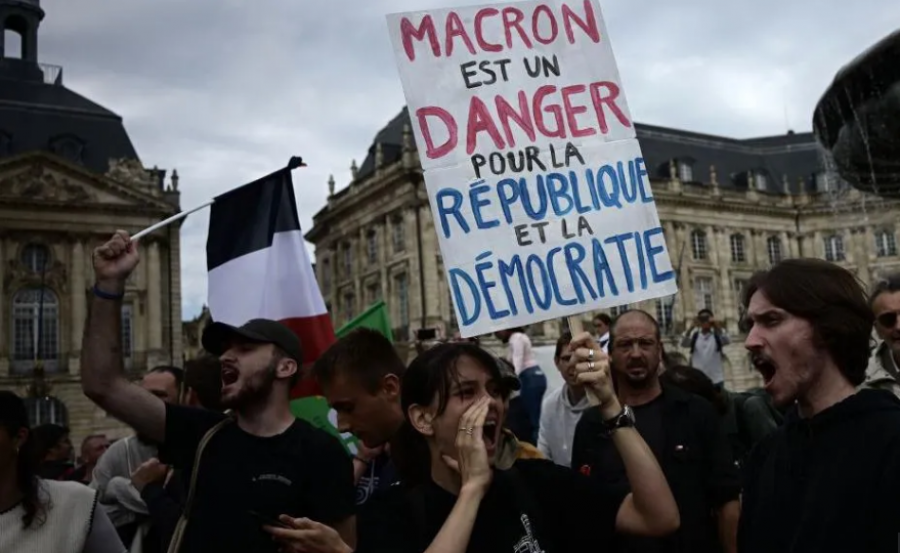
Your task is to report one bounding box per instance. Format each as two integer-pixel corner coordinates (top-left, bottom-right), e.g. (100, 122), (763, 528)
(738, 258), (900, 552)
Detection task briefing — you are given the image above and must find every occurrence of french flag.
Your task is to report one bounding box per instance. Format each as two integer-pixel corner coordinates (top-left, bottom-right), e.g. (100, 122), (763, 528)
(205, 162), (335, 398)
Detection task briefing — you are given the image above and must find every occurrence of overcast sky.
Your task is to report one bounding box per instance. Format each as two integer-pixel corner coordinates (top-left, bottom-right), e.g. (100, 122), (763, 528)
(29, 0), (899, 319)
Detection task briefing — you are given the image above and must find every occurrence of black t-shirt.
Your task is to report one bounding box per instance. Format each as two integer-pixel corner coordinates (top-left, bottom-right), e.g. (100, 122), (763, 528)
(356, 452), (398, 505)
(158, 404), (355, 553)
(633, 395), (666, 459)
(357, 458), (628, 553)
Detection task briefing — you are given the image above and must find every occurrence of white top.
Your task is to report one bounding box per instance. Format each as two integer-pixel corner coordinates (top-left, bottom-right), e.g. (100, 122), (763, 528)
(0, 479), (116, 553)
(537, 385), (592, 467)
(507, 332), (537, 374)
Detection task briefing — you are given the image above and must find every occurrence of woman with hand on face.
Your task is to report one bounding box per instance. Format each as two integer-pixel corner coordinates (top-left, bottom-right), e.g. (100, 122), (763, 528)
(352, 332), (679, 553)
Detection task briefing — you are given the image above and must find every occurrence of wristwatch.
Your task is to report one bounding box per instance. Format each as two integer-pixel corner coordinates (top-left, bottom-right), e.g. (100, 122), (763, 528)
(601, 405), (636, 436)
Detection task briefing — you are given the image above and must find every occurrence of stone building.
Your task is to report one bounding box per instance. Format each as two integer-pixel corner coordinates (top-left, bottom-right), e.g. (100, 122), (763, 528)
(306, 108), (900, 391)
(0, 0), (183, 441)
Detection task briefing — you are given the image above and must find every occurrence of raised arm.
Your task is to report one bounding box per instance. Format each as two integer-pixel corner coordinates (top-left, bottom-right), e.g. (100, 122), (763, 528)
(81, 230), (166, 443)
(570, 333), (680, 537)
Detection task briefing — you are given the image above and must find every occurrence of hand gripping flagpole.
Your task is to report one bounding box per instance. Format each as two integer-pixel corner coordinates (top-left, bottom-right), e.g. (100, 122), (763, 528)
(131, 157), (306, 240)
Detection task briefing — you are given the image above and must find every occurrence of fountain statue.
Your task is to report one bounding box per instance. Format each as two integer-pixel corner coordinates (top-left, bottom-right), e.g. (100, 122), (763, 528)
(813, 29), (900, 198)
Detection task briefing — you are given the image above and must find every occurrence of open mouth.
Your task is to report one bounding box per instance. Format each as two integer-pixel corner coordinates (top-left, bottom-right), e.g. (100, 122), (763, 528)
(221, 367), (239, 386)
(482, 419), (499, 446)
(752, 355), (777, 385)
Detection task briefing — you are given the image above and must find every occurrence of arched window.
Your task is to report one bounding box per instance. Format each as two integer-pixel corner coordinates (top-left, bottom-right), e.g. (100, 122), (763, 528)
(875, 230), (897, 257)
(691, 230), (708, 260)
(10, 287), (60, 374)
(20, 243), (50, 273)
(48, 135), (85, 164)
(22, 396), (69, 427)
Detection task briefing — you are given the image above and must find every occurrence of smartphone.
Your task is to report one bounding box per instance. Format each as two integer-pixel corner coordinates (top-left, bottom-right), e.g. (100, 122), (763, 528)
(248, 510), (291, 529)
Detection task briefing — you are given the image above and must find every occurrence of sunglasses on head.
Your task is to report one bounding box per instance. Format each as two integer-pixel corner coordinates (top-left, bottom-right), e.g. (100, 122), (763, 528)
(877, 312), (900, 328)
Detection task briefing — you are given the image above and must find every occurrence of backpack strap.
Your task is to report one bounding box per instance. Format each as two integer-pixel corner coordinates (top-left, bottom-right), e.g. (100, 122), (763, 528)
(165, 416), (233, 553)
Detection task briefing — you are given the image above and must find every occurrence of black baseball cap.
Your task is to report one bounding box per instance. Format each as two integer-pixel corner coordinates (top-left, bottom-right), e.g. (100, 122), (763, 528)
(202, 319), (303, 363)
(495, 357), (522, 392)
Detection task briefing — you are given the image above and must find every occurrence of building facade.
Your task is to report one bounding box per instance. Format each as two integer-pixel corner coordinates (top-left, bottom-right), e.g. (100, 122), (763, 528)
(0, 0), (184, 442)
(306, 108), (900, 391)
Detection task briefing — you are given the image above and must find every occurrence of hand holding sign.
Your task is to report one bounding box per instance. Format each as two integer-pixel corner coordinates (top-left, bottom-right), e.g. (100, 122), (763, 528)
(568, 331), (614, 407)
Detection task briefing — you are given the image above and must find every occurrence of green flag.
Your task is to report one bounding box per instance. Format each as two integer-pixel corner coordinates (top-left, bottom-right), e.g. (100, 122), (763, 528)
(290, 396), (360, 455)
(335, 300), (394, 341)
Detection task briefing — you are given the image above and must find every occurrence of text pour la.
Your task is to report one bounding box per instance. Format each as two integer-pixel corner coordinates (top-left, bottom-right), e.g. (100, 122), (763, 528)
(400, 0), (602, 62)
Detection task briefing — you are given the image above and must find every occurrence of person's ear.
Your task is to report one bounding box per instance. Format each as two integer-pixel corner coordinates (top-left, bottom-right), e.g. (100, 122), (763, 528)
(408, 404), (435, 436)
(277, 357), (298, 381)
(381, 374), (401, 401)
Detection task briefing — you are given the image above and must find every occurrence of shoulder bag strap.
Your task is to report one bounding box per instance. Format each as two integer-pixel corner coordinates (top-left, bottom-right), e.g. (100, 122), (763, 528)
(165, 416), (233, 553)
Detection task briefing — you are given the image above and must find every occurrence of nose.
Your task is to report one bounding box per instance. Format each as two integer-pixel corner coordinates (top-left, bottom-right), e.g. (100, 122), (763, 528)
(744, 324), (763, 351)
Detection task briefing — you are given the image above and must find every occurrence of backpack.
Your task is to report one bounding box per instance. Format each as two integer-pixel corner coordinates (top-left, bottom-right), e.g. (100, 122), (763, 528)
(690, 329), (723, 354)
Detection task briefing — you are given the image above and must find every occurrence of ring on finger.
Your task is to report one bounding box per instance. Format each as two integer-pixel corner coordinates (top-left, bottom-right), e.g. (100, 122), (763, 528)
(465, 427), (474, 435)
(588, 349), (594, 361)
(589, 361), (595, 371)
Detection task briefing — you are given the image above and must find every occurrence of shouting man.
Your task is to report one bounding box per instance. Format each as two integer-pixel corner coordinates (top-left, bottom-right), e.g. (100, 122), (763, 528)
(738, 258), (900, 552)
(80, 231), (355, 553)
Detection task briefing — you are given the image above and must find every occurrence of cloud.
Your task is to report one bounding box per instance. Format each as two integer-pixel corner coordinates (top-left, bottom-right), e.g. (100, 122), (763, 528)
(31, 0), (899, 319)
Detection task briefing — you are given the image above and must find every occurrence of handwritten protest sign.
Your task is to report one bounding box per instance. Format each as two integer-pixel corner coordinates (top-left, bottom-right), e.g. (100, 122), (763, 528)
(387, 0), (677, 337)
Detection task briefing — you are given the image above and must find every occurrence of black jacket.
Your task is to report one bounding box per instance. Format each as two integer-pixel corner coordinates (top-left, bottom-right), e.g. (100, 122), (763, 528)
(738, 389), (900, 553)
(571, 383), (740, 553)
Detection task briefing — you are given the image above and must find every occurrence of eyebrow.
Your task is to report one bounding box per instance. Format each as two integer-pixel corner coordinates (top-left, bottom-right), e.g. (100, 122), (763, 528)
(747, 309), (785, 320)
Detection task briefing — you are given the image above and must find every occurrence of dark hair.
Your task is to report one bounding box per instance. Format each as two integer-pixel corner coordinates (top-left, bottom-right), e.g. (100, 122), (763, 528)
(869, 272), (900, 308)
(0, 391), (46, 529)
(184, 355), (223, 411)
(148, 365), (185, 387)
(393, 343), (502, 487)
(741, 258), (873, 386)
(660, 365), (728, 416)
(697, 309), (714, 317)
(312, 328), (405, 392)
(554, 332), (572, 360)
(29, 424), (69, 462)
(593, 314), (612, 326)
(609, 309), (661, 347)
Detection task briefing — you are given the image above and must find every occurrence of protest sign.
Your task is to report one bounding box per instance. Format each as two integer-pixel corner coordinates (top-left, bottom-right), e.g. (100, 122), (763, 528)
(387, 0), (677, 337)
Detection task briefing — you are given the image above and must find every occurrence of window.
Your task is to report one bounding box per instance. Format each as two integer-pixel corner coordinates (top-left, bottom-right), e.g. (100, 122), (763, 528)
(20, 244), (50, 273)
(655, 298), (674, 333)
(367, 282), (381, 305)
(395, 273), (409, 327)
(767, 236), (783, 265)
(343, 292), (355, 322)
(694, 277), (714, 312)
(876, 231), (897, 257)
(392, 217), (406, 253)
(691, 230), (707, 261)
(23, 397), (68, 427)
(730, 234), (746, 263)
(11, 287), (59, 373)
(49, 135), (85, 164)
(321, 259), (331, 295)
(342, 244), (352, 278)
(121, 304), (133, 360)
(824, 235), (845, 262)
(733, 278), (749, 316)
(754, 172), (768, 191)
(611, 304), (630, 318)
(366, 231), (378, 264)
(678, 162), (693, 182)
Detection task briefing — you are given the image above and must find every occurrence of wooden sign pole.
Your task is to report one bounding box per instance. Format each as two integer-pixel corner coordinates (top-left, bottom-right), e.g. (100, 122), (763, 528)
(566, 315), (602, 406)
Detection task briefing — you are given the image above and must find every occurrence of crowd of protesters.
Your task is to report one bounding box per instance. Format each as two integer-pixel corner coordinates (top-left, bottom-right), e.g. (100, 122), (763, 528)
(2, 231), (900, 553)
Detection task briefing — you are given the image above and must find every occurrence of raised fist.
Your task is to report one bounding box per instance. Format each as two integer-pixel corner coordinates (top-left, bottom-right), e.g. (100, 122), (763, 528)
(92, 230), (139, 289)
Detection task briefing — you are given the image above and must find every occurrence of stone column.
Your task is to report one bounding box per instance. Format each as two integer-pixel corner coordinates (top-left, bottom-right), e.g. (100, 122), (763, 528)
(69, 238), (86, 375)
(714, 228), (735, 330)
(420, 205), (441, 324)
(147, 241), (162, 351)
